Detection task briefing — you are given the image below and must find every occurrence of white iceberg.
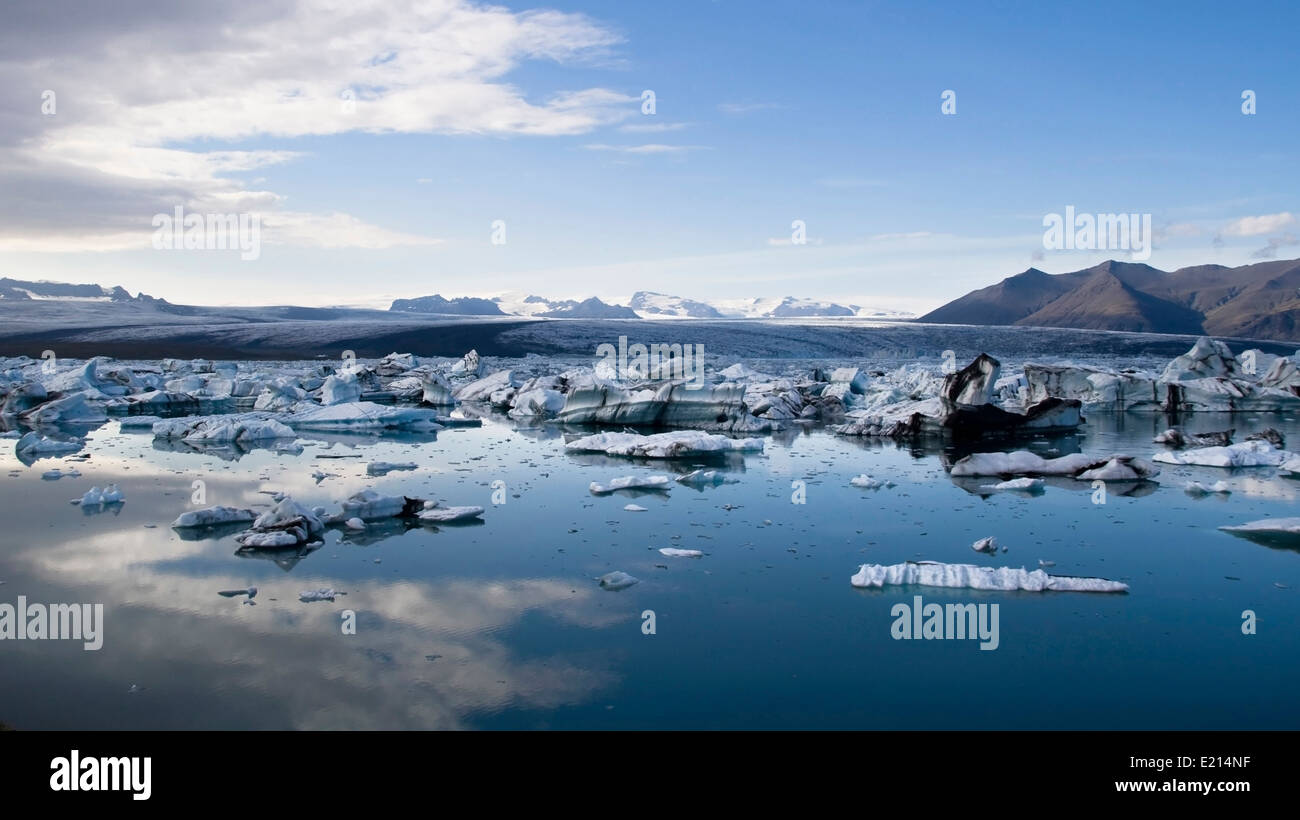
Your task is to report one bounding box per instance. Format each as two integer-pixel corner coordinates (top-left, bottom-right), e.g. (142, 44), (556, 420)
(981, 477), (1045, 493)
(659, 547), (703, 558)
(418, 505), (484, 523)
(236, 496), (324, 547)
(598, 571), (639, 590)
(1153, 440), (1295, 468)
(950, 450), (1159, 480)
(299, 588), (338, 603)
(971, 536), (999, 553)
(1219, 518), (1300, 536)
(589, 475), (672, 494)
(1184, 481), (1231, 496)
(850, 561), (1127, 592)
(366, 461), (417, 476)
(325, 490), (424, 523)
(171, 506), (257, 528)
(850, 474), (892, 490)
(623, 503), (648, 512)
(566, 430), (764, 459)
(288, 401), (441, 431)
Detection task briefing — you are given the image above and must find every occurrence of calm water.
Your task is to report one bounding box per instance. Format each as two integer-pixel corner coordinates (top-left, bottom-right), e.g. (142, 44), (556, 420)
(2, 403), (1299, 729)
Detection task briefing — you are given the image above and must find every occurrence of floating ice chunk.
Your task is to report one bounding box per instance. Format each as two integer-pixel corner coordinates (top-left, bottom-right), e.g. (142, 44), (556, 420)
(100, 484), (124, 504)
(420, 370), (455, 406)
(319, 372), (362, 405)
(850, 561), (1127, 592)
(288, 401), (441, 431)
(118, 415), (162, 430)
(598, 571), (639, 590)
(589, 475), (672, 494)
(367, 461), (418, 476)
(1154, 428), (1233, 448)
(1219, 518), (1300, 537)
(152, 413), (294, 444)
(566, 430), (764, 459)
(172, 506), (258, 528)
(16, 432), (82, 456)
(20, 392), (108, 424)
(659, 547), (703, 558)
(454, 370), (520, 402)
(850, 474), (893, 490)
(1184, 481), (1231, 496)
(950, 450), (1159, 480)
(972, 536), (999, 553)
(345, 517), (366, 530)
(218, 587), (257, 599)
(1153, 440), (1296, 468)
(75, 487), (104, 506)
(299, 588), (337, 602)
(236, 496), (324, 548)
(624, 503), (648, 512)
(40, 468), (81, 480)
(326, 490), (425, 523)
(981, 477), (1045, 493)
(676, 468), (734, 487)
(418, 505), (484, 523)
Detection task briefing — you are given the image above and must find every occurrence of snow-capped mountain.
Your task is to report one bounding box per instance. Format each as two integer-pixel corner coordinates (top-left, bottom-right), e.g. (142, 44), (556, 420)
(390, 289), (914, 319)
(628, 291), (724, 319)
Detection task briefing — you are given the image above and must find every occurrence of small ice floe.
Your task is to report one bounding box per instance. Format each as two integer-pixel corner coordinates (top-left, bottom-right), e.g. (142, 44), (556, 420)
(118, 415), (163, 430)
(345, 517), (366, 530)
(623, 504), (648, 512)
(565, 430), (764, 459)
(1219, 518), (1300, 538)
(1038, 560), (1056, 568)
(325, 490), (425, 523)
(152, 413), (295, 445)
(236, 496), (324, 548)
(1154, 428), (1234, 448)
(676, 469), (734, 487)
(218, 587), (257, 599)
(980, 477), (1045, 494)
(1184, 480), (1232, 496)
(971, 536), (1000, 554)
(73, 484), (124, 506)
(850, 474), (894, 490)
(287, 401), (441, 432)
(417, 504), (485, 523)
(16, 431), (82, 457)
(171, 506), (257, 528)
(659, 547), (703, 558)
(366, 461), (417, 476)
(950, 451), (1159, 481)
(589, 475), (672, 494)
(850, 561), (1128, 592)
(598, 571), (639, 590)
(299, 588), (337, 602)
(40, 468), (81, 480)
(1154, 440), (1297, 469)
(1246, 428), (1286, 449)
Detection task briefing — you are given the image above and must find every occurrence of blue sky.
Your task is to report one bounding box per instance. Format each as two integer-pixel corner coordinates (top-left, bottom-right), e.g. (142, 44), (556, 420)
(1, 0), (1296, 312)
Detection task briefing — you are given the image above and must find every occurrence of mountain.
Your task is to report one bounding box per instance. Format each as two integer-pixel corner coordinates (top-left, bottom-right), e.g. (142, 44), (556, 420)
(712, 296), (908, 319)
(629, 291), (724, 319)
(389, 294), (505, 315)
(919, 258), (1300, 341)
(539, 297), (639, 319)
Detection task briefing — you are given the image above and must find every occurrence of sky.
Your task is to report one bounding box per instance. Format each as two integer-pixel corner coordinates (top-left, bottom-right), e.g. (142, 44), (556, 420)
(1, 0), (1297, 313)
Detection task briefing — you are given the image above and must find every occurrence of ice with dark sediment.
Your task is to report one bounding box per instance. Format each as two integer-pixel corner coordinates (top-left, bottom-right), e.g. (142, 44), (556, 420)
(565, 430), (764, 458)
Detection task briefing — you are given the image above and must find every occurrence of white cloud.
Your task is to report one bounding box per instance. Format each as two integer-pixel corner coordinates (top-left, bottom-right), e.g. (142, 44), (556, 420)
(582, 143), (700, 154)
(1221, 212), (1296, 237)
(618, 121), (689, 133)
(0, 0), (632, 253)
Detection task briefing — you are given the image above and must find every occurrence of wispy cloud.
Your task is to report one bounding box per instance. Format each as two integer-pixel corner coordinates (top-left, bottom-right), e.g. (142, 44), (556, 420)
(718, 101), (783, 114)
(618, 121), (689, 133)
(583, 143), (703, 154)
(1221, 212), (1296, 237)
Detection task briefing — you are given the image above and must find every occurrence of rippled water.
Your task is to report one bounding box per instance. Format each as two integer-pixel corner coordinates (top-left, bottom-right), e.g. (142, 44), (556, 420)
(2, 403), (1299, 729)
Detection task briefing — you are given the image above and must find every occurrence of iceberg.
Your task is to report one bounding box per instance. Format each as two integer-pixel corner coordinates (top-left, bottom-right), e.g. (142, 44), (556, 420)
(299, 588), (338, 603)
(171, 506), (258, 528)
(417, 505), (484, 523)
(1219, 518), (1300, 536)
(366, 461), (418, 476)
(850, 561), (1127, 592)
(850, 474), (892, 490)
(971, 536), (999, 553)
(1184, 481), (1231, 496)
(566, 430), (764, 459)
(598, 571), (639, 590)
(981, 477), (1045, 493)
(950, 450), (1160, 480)
(325, 490), (425, 523)
(236, 496), (324, 548)
(287, 401), (441, 431)
(659, 547), (703, 558)
(1152, 440), (1295, 468)
(589, 475), (672, 494)
(676, 468), (734, 487)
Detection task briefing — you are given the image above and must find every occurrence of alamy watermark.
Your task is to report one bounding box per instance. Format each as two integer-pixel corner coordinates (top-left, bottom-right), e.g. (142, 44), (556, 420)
(891, 594), (999, 650)
(0, 596), (103, 650)
(595, 335), (706, 387)
(1043, 205), (1151, 261)
(151, 206), (261, 261)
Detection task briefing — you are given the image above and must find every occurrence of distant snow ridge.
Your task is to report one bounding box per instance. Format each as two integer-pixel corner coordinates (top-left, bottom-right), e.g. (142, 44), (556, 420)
(850, 561), (1128, 593)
